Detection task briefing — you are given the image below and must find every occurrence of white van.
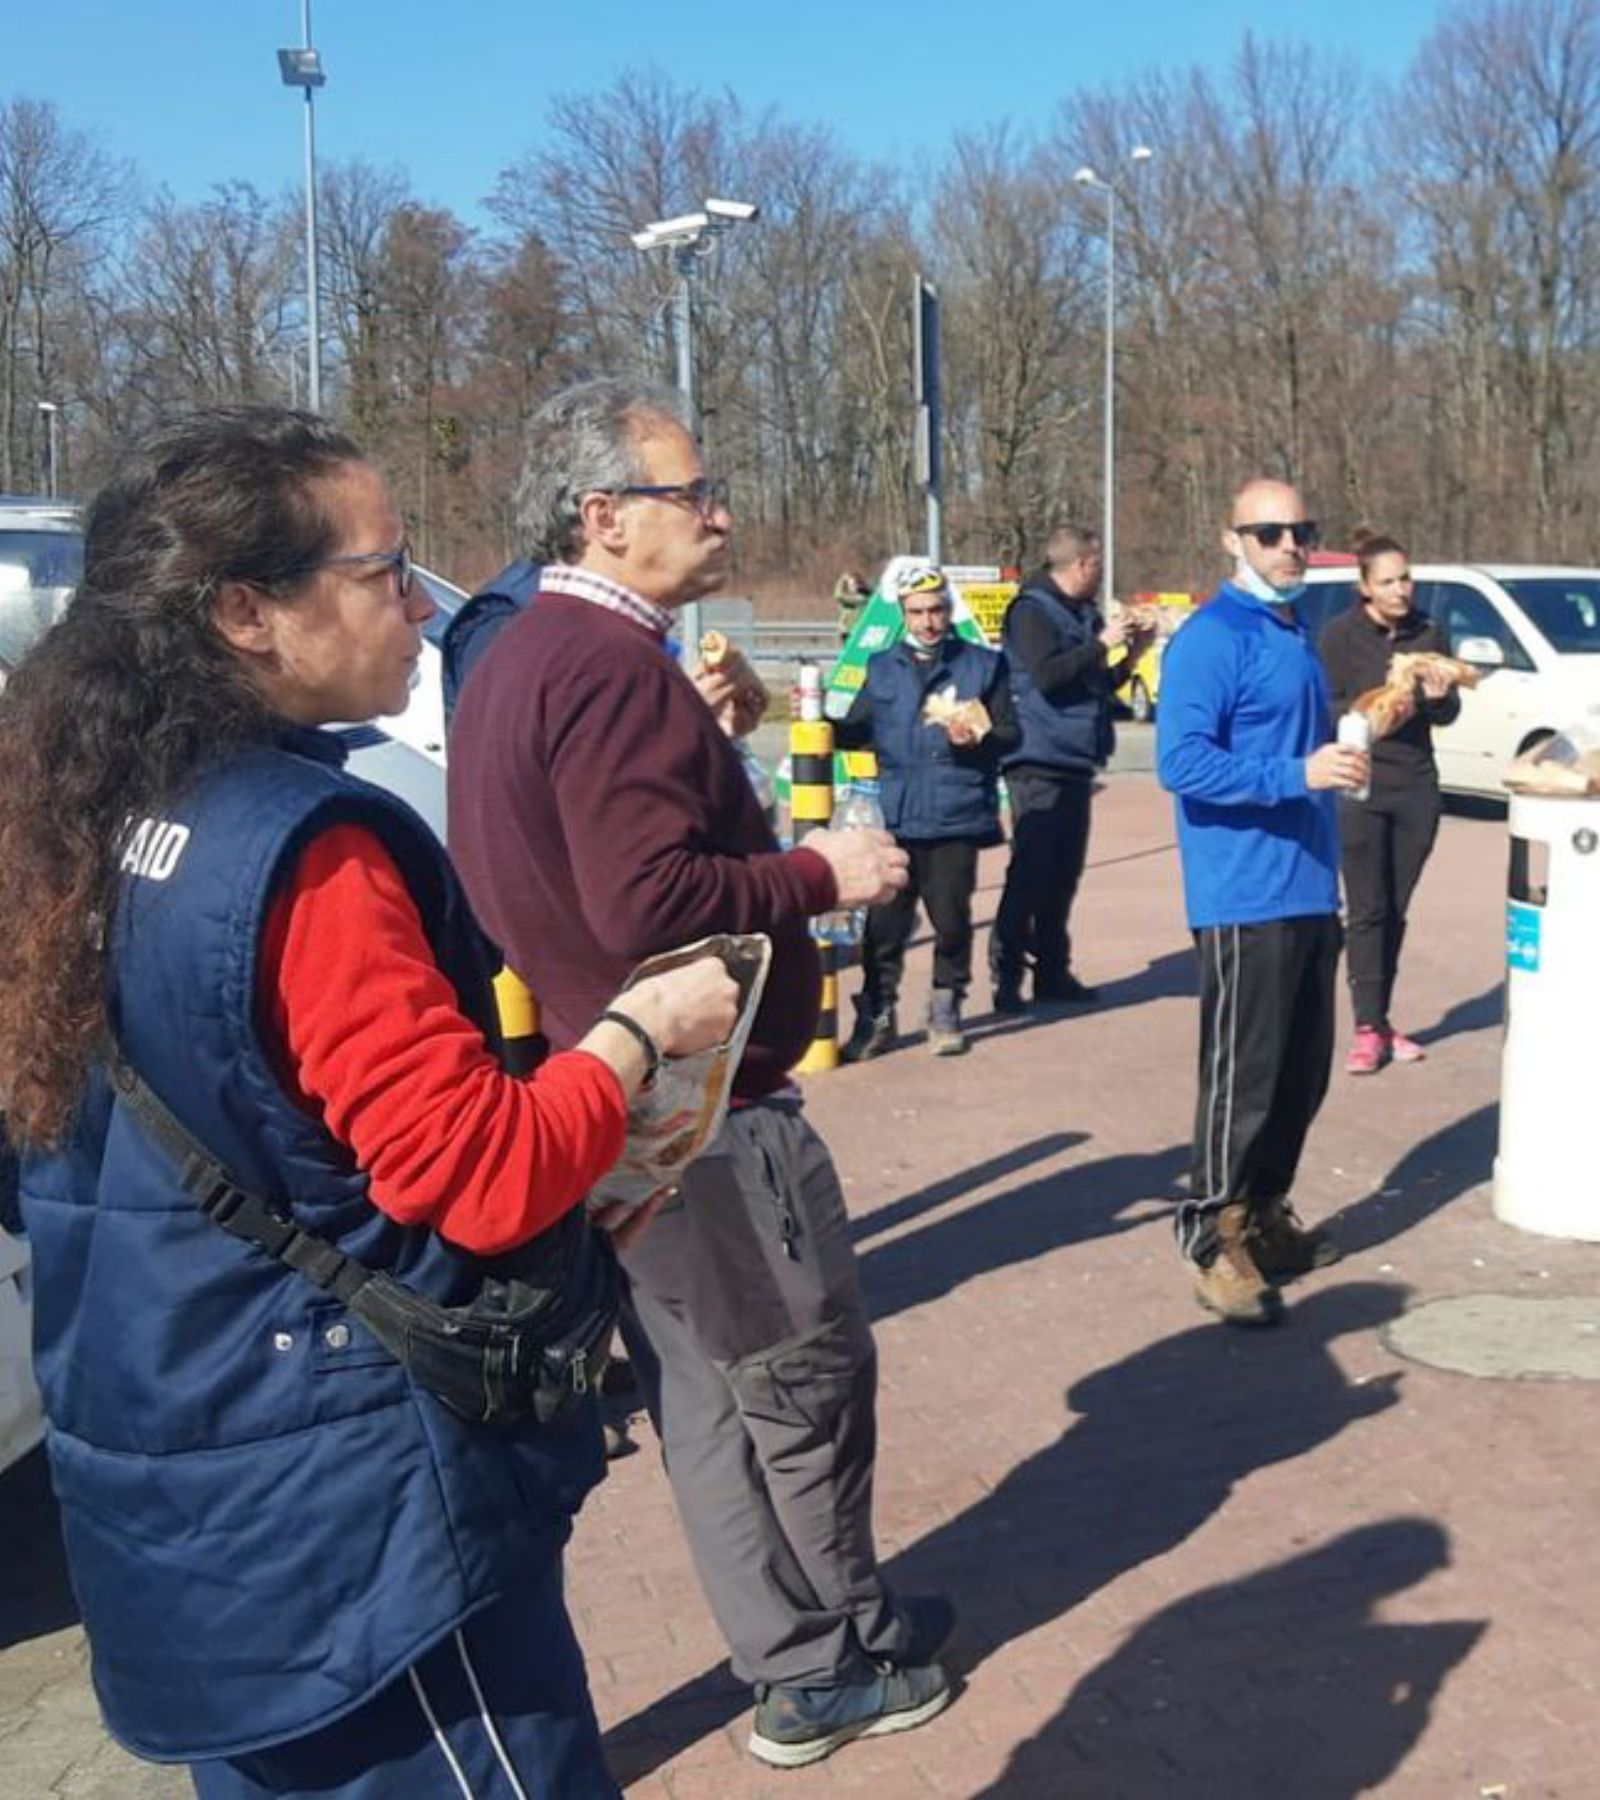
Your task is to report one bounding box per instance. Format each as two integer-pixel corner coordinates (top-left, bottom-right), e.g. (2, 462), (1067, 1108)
(1300, 564), (1600, 799)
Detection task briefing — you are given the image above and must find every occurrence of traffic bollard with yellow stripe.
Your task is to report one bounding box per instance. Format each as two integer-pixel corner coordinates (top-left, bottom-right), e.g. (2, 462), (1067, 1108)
(792, 662), (839, 1073)
(493, 966), (546, 1077)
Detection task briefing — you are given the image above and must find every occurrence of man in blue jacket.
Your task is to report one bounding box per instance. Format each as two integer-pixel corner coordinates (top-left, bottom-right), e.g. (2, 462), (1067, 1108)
(989, 524), (1153, 1013)
(1156, 479), (1369, 1326)
(836, 563), (1018, 1058)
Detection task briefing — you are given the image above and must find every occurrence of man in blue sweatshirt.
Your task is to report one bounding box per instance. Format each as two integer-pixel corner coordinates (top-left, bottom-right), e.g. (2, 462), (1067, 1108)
(1156, 479), (1369, 1326)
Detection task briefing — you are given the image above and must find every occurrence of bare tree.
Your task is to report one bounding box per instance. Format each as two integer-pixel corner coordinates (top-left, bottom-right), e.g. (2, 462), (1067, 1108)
(0, 97), (129, 490)
(319, 159), (410, 435)
(117, 183), (299, 413)
(1400, 0), (1600, 554)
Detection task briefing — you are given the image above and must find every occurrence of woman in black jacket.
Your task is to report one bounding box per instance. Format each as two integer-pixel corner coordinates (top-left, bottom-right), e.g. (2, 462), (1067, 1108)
(1318, 533), (1461, 1075)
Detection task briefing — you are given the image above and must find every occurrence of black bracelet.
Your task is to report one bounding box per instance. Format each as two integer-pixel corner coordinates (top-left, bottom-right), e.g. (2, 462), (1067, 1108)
(598, 1009), (662, 1086)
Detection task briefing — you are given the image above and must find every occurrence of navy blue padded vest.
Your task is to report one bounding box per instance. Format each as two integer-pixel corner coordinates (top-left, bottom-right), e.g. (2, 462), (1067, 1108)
(22, 726), (604, 1760)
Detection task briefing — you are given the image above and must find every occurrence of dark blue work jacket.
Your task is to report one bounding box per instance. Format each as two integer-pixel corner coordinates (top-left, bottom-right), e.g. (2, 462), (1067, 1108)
(1003, 580), (1114, 774)
(850, 636), (1005, 843)
(21, 726), (603, 1762)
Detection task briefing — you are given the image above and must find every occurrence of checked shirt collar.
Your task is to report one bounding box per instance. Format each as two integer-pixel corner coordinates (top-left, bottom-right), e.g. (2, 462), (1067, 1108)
(541, 563), (675, 640)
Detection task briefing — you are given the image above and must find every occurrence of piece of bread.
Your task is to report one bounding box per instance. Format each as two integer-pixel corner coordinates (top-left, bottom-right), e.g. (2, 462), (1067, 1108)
(699, 629), (730, 671)
(1390, 649), (1481, 691)
(1352, 682), (1416, 739)
(922, 690), (992, 740)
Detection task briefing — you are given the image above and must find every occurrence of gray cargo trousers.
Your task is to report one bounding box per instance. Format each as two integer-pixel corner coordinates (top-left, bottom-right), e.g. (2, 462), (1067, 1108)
(617, 1094), (913, 1689)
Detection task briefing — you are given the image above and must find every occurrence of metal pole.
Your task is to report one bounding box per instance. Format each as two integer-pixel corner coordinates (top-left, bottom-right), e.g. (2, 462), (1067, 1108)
(913, 276), (943, 565)
(673, 254), (696, 425)
(302, 0), (322, 413)
(674, 251), (702, 654)
(1103, 184), (1116, 609)
(39, 405), (59, 498)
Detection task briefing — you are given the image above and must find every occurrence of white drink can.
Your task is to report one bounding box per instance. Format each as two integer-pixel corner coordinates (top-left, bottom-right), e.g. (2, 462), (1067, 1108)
(1337, 710), (1373, 801)
(797, 660), (823, 723)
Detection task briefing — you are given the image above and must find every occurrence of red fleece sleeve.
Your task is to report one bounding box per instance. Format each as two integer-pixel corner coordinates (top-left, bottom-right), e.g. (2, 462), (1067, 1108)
(259, 823), (627, 1255)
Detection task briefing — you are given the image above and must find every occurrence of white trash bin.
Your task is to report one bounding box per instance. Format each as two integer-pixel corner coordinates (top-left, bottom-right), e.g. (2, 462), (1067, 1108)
(1493, 789), (1600, 1239)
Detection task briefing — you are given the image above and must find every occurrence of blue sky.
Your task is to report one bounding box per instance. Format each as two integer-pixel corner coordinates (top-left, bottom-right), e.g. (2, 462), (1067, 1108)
(14, 0), (1448, 228)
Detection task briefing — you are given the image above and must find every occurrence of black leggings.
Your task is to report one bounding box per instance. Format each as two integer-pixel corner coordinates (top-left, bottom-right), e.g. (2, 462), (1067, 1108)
(1338, 783), (1441, 1030)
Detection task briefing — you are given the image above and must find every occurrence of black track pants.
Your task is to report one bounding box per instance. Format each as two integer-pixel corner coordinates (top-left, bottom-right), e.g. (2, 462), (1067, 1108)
(1175, 914), (1341, 1264)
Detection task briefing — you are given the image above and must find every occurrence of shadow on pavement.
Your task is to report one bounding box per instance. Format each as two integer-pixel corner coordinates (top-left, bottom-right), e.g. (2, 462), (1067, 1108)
(1091, 946), (1196, 1011)
(850, 1132), (1088, 1246)
(885, 1280), (1411, 1670)
(0, 1445), (78, 1649)
(604, 1279), (1410, 1786)
(959, 948), (1196, 1049)
(1328, 1103), (1498, 1257)
(1415, 979), (1502, 1048)
(859, 1141), (1185, 1325)
(971, 1517), (1484, 1799)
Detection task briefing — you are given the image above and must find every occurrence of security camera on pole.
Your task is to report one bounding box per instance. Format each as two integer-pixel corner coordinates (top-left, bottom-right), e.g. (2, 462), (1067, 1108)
(630, 198), (760, 655)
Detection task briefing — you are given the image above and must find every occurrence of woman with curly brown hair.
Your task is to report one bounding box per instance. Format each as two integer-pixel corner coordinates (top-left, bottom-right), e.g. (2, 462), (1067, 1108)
(0, 407), (734, 1798)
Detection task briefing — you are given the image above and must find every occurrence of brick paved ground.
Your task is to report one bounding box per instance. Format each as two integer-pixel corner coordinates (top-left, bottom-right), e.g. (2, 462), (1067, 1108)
(6, 765), (1599, 1798)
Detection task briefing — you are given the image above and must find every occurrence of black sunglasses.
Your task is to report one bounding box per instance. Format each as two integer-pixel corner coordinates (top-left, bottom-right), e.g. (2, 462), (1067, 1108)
(1233, 520), (1320, 551)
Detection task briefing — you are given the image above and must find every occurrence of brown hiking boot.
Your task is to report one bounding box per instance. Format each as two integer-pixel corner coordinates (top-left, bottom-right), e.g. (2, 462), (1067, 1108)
(1192, 1203), (1282, 1326)
(1250, 1199), (1342, 1285)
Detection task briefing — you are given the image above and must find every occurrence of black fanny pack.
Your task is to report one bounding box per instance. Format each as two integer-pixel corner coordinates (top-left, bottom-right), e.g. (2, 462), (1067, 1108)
(108, 1054), (619, 1427)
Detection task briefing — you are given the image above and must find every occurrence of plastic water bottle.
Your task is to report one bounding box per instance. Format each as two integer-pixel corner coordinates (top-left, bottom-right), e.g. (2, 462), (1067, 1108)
(1337, 711), (1373, 802)
(816, 781), (885, 944)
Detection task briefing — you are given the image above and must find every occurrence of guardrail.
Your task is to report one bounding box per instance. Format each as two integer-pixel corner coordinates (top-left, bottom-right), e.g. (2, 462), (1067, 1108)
(711, 620), (841, 683)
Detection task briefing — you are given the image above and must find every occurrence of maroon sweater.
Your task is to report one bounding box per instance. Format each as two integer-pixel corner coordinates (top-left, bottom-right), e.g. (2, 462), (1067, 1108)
(447, 592), (837, 1098)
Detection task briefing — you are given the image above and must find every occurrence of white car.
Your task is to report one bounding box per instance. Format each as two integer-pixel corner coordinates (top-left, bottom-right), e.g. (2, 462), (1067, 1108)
(0, 499), (463, 1475)
(1301, 563), (1600, 799)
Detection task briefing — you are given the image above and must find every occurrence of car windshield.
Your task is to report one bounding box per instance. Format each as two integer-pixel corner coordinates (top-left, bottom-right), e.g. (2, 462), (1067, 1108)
(1500, 579), (1600, 654)
(0, 527), (82, 670)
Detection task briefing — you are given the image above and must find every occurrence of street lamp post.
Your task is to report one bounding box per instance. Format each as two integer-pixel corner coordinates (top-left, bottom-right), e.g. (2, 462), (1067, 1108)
(630, 198), (760, 652)
(277, 4), (326, 413)
(1073, 146), (1153, 610)
(36, 402), (59, 499)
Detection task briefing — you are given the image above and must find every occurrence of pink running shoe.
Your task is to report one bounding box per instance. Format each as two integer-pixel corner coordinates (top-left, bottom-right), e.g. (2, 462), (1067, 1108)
(1345, 1026), (1386, 1075)
(1386, 1029), (1426, 1063)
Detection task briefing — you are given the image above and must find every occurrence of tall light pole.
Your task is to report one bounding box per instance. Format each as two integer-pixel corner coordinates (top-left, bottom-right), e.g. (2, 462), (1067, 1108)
(277, 5), (326, 413)
(630, 198), (760, 651)
(36, 402), (59, 499)
(913, 276), (942, 563)
(1073, 145), (1153, 609)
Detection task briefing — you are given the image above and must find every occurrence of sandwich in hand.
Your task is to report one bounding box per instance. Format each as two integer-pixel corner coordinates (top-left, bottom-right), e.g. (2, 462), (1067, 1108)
(696, 630), (768, 736)
(923, 688), (992, 741)
(1353, 648), (1481, 741)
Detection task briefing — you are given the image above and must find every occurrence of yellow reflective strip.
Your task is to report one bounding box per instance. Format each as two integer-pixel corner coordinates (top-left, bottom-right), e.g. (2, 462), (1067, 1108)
(790, 721), (834, 756)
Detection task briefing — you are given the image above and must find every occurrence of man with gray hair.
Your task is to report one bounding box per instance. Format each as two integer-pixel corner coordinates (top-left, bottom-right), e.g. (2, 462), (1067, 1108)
(448, 379), (953, 1769)
(989, 523), (1152, 1012)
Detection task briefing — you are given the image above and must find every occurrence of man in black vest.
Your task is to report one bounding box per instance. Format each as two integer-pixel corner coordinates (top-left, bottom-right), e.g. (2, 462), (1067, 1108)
(990, 524), (1153, 1013)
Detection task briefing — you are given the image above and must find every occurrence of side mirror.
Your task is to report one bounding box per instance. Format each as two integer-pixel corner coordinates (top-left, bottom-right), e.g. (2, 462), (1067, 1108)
(1454, 634), (1505, 669)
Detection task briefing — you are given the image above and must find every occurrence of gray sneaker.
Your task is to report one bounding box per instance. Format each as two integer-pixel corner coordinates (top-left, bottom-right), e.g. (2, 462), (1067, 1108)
(927, 990), (968, 1056)
(748, 1661), (952, 1768)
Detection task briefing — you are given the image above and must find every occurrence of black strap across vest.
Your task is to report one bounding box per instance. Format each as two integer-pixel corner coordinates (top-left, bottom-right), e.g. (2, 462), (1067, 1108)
(107, 1052), (377, 1308)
